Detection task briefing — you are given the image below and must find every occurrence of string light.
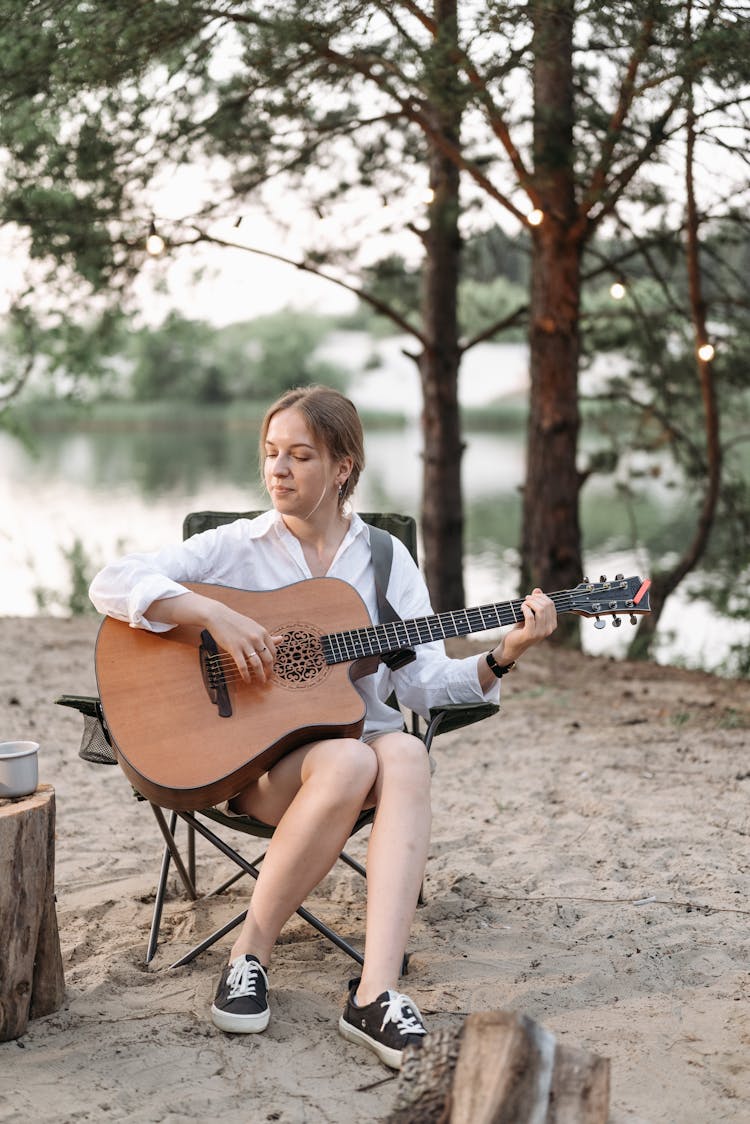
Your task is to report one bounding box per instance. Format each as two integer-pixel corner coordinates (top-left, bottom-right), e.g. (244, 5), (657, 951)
(527, 208), (544, 226)
(609, 280), (627, 301)
(698, 342), (715, 361)
(145, 220), (165, 257)
(422, 187), (435, 205)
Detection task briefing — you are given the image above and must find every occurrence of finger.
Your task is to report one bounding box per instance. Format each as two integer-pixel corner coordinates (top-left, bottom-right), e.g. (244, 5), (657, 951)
(234, 651), (252, 683)
(526, 591), (557, 633)
(263, 633), (285, 660)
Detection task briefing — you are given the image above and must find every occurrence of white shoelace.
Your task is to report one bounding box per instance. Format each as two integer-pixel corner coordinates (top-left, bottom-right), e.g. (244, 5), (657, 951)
(379, 990), (427, 1038)
(226, 957), (266, 1000)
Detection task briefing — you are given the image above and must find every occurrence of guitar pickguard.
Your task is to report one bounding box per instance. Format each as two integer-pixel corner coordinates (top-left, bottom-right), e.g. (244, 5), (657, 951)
(271, 624), (330, 690)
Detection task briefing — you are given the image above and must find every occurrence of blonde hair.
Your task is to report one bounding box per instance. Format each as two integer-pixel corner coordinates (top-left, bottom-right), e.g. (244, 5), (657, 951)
(259, 385), (365, 506)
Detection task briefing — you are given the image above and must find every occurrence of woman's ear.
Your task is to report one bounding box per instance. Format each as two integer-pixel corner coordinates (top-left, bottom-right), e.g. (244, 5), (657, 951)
(336, 455), (354, 485)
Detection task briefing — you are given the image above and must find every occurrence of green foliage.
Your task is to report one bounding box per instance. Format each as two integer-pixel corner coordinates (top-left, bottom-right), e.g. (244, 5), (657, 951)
(459, 276), (527, 342)
(129, 313), (234, 403)
(0, 304), (130, 417)
(33, 538), (100, 617)
(128, 310), (345, 403)
(463, 226), (531, 288)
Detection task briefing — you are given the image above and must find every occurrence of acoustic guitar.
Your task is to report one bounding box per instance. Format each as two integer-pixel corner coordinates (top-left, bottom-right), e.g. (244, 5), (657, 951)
(95, 575), (651, 810)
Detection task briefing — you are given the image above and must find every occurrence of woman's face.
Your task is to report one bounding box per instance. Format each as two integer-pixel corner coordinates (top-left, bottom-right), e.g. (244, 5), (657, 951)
(263, 407), (349, 519)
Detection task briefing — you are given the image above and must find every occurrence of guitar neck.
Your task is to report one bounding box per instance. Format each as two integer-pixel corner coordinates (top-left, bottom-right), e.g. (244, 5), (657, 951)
(321, 589), (575, 665)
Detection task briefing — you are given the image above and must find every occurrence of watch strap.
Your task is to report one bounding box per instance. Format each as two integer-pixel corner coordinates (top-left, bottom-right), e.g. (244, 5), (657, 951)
(486, 651), (516, 678)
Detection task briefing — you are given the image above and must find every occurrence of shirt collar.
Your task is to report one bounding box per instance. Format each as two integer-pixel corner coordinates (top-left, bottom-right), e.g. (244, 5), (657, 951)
(246, 507), (368, 558)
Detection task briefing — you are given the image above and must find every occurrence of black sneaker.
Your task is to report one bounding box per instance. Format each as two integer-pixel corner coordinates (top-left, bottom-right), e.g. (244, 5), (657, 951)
(338, 978), (427, 1069)
(211, 954), (270, 1034)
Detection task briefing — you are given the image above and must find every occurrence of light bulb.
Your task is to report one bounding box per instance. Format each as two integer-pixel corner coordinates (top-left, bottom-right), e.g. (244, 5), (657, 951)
(146, 221), (165, 256)
(422, 187), (435, 205)
(698, 342), (715, 361)
(610, 281), (626, 301)
(527, 208), (544, 226)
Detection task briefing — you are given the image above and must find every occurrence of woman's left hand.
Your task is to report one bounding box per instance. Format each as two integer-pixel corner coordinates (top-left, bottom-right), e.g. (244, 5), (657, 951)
(496, 587), (557, 665)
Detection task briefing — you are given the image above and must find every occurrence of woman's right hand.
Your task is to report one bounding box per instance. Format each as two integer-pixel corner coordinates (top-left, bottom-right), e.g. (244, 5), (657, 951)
(201, 598), (283, 683)
(146, 591), (283, 683)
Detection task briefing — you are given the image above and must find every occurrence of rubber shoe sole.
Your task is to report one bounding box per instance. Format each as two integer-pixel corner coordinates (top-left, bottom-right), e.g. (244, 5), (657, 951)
(338, 1013), (404, 1069)
(211, 1003), (270, 1034)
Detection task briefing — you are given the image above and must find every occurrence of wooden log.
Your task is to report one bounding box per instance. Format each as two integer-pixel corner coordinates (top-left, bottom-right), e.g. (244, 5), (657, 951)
(386, 1010), (609, 1124)
(0, 785), (65, 1041)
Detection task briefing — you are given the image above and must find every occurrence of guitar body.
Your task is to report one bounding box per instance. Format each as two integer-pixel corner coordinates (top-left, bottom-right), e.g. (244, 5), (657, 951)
(95, 579), (376, 811)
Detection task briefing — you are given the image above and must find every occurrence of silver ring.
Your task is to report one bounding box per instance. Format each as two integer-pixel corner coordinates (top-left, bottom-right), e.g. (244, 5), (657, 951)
(249, 651), (260, 660)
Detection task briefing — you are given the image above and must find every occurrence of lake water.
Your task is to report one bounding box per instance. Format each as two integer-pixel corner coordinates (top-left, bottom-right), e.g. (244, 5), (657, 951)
(0, 394), (740, 674)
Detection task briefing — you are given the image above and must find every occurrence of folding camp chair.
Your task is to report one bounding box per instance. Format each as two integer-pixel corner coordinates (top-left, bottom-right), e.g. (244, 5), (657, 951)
(57, 511), (498, 971)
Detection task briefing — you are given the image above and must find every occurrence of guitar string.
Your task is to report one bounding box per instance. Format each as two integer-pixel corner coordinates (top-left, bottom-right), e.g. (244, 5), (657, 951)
(201, 584), (635, 684)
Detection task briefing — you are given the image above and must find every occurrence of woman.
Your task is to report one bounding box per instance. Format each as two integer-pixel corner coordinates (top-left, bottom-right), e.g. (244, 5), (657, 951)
(89, 384), (557, 1069)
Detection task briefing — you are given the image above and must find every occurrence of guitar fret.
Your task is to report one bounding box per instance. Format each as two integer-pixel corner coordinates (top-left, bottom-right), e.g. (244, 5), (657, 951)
(319, 578), (644, 665)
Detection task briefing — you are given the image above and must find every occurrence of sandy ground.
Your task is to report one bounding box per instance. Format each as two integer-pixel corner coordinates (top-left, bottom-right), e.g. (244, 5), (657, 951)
(1, 614), (749, 1123)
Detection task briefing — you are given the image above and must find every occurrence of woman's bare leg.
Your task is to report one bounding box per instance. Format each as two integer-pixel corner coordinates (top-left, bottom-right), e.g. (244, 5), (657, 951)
(356, 732), (432, 1003)
(227, 737), (378, 966)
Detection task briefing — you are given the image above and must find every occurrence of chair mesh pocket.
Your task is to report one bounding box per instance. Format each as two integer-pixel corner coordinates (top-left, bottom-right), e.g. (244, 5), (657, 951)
(79, 713), (117, 765)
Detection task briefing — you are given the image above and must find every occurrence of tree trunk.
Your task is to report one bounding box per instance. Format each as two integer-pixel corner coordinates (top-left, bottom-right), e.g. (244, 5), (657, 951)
(0, 785), (65, 1041)
(418, 0), (465, 612)
(522, 0), (583, 646)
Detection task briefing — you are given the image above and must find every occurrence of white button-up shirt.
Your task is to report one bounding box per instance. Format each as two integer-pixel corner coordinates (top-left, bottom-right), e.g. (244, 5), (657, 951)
(89, 510), (500, 738)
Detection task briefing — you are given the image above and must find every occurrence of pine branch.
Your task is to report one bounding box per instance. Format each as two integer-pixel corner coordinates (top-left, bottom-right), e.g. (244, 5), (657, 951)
(391, 0), (435, 36)
(578, 12), (657, 219)
(187, 226), (427, 345)
(460, 304), (529, 353)
(317, 41), (527, 221)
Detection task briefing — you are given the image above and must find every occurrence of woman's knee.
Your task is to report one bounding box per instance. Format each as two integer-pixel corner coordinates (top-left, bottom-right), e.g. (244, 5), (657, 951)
(304, 737), (378, 795)
(374, 732), (431, 787)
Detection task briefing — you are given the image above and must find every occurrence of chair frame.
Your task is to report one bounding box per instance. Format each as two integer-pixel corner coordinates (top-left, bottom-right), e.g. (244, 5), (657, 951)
(59, 510), (498, 971)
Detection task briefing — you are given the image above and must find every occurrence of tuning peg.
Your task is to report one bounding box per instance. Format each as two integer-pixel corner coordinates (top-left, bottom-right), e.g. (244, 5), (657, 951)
(630, 614), (638, 626)
(594, 616), (606, 629)
(583, 575), (590, 583)
(612, 615), (622, 627)
(599, 574), (608, 582)
(615, 573), (624, 581)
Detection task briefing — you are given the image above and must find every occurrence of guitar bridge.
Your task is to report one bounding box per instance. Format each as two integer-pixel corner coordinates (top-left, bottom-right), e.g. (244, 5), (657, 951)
(199, 630), (232, 718)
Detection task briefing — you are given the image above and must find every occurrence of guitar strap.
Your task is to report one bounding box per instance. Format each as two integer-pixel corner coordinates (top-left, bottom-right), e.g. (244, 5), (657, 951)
(368, 524), (417, 671)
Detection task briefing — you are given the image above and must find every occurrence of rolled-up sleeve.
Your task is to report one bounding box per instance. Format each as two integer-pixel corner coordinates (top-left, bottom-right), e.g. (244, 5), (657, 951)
(89, 531), (225, 631)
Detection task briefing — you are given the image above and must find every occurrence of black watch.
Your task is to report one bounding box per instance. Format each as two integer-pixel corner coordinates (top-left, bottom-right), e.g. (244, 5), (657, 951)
(486, 651), (517, 678)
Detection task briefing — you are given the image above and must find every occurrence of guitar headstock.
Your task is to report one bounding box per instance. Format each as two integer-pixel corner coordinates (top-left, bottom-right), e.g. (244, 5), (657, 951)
(568, 575), (651, 628)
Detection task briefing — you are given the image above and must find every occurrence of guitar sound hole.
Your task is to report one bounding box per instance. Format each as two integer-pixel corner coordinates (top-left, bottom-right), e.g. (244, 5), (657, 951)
(272, 626), (329, 690)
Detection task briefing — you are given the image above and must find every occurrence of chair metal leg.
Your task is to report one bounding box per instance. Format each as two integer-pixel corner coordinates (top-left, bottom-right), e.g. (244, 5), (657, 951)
(187, 822), (196, 888)
(146, 806), (199, 965)
(338, 850), (367, 879)
(172, 811), (365, 971)
(169, 909), (248, 969)
(146, 811), (177, 965)
(150, 805), (197, 899)
(205, 849), (266, 898)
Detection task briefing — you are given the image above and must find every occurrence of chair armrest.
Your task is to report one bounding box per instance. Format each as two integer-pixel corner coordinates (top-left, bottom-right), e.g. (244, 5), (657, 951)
(428, 701), (500, 737)
(55, 694), (101, 718)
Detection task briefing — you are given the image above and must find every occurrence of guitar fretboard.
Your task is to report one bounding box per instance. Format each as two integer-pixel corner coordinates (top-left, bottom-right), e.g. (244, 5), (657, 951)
(320, 590), (575, 665)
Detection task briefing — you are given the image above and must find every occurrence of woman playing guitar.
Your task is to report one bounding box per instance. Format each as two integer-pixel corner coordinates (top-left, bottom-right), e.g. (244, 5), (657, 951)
(89, 384), (557, 1069)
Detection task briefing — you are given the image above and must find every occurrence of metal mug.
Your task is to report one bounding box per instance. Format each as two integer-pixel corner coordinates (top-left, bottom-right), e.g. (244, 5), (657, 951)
(0, 741), (40, 799)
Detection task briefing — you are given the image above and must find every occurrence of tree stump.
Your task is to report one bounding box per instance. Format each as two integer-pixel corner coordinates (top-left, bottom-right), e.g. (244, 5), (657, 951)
(387, 1010), (609, 1124)
(0, 785), (65, 1041)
